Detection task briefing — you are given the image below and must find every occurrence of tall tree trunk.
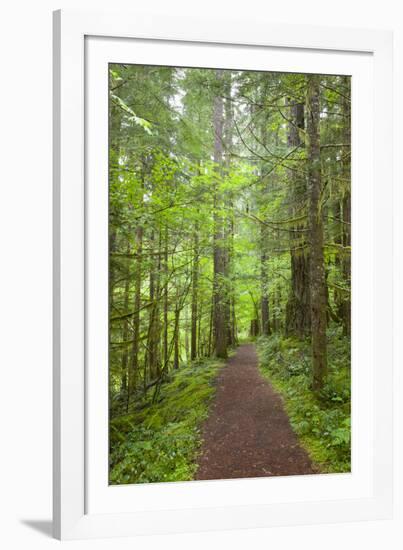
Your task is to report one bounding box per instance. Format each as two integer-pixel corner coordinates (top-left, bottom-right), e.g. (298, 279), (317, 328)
(223, 72), (234, 347)
(163, 226), (169, 367)
(120, 242), (131, 395)
(260, 223), (271, 336)
(231, 295), (238, 345)
(306, 75), (328, 391)
(190, 226), (199, 360)
(208, 299), (213, 357)
(197, 300), (203, 357)
(212, 69), (228, 359)
(338, 76), (351, 336)
(276, 286), (282, 333)
(249, 290), (261, 337)
(109, 228), (117, 313)
(173, 300), (180, 370)
(285, 100), (311, 337)
(340, 193), (351, 335)
(258, 79), (271, 338)
(184, 305), (190, 361)
(108, 98), (122, 318)
(128, 225), (143, 404)
(147, 229), (161, 381)
(224, 208), (236, 346)
(271, 292), (277, 332)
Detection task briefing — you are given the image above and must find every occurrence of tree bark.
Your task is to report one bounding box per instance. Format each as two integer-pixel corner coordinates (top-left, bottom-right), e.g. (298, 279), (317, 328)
(173, 302), (180, 370)
(338, 77), (351, 336)
(285, 100), (311, 337)
(163, 226), (169, 366)
(306, 75), (328, 391)
(207, 300), (213, 357)
(190, 226), (199, 360)
(223, 72), (235, 347)
(120, 242), (131, 395)
(146, 229), (161, 381)
(258, 79), (271, 338)
(212, 69), (228, 359)
(260, 223), (271, 336)
(128, 225), (143, 402)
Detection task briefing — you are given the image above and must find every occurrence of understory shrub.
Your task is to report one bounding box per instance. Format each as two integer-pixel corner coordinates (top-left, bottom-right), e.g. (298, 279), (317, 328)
(109, 358), (223, 484)
(257, 328), (351, 473)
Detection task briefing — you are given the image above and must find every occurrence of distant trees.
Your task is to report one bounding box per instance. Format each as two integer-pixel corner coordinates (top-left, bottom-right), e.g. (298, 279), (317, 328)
(108, 64), (351, 415)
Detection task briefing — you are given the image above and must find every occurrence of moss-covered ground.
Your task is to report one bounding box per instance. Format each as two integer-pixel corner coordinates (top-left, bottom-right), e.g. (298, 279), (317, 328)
(109, 358), (224, 484)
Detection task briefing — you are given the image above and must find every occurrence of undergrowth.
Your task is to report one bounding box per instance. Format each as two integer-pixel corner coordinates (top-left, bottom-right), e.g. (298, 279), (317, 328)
(257, 329), (351, 473)
(109, 358), (223, 484)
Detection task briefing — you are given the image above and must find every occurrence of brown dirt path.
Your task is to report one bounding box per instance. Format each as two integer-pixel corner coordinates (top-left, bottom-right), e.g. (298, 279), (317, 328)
(195, 344), (316, 480)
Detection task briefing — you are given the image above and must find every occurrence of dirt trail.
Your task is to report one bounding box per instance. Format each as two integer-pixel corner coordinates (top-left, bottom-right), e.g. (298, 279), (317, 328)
(196, 344), (316, 480)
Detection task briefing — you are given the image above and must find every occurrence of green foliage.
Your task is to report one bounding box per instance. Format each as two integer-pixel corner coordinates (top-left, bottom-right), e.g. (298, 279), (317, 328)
(110, 93), (153, 134)
(109, 358), (223, 484)
(108, 64), (351, 482)
(257, 330), (351, 473)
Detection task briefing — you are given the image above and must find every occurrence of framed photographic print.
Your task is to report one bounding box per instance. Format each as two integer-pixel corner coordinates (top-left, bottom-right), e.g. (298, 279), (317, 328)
(53, 9), (393, 540)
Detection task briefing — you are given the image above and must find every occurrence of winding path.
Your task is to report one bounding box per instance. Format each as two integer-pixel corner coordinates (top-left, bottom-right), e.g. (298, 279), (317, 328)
(196, 344), (316, 480)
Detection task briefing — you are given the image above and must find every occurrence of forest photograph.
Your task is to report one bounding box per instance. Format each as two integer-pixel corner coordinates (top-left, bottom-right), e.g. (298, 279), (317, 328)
(108, 64), (351, 485)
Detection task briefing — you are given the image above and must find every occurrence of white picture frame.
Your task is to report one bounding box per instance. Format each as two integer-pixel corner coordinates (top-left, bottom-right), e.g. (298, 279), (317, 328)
(53, 9), (393, 540)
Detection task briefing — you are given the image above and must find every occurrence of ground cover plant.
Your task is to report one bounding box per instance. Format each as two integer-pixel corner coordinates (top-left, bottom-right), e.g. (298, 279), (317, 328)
(257, 331), (351, 472)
